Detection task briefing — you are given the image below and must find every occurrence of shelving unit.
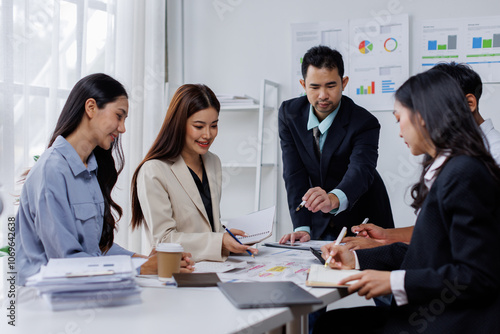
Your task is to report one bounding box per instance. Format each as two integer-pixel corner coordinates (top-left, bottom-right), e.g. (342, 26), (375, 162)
(211, 80), (280, 232)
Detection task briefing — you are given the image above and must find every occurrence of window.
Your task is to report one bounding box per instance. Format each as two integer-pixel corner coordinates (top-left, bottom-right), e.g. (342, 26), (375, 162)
(0, 0), (117, 301)
(1, 0), (167, 302)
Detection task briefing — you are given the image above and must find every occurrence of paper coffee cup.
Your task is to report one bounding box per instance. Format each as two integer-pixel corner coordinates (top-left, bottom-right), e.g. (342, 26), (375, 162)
(156, 243), (184, 281)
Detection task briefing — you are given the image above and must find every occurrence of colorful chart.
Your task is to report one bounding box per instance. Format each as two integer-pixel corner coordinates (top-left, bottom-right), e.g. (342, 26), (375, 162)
(472, 35), (500, 49)
(356, 82), (375, 95)
(359, 40), (373, 54)
(384, 38), (398, 52)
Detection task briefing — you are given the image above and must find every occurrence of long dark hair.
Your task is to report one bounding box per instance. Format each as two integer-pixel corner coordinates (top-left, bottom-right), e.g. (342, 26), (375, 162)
(130, 84), (220, 230)
(395, 69), (500, 212)
(49, 73), (128, 253)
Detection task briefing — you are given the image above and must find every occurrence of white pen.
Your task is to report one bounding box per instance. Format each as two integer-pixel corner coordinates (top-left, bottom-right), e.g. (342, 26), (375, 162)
(355, 218), (369, 235)
(325, 226), (347, 268)
(295, 200), (306, 211)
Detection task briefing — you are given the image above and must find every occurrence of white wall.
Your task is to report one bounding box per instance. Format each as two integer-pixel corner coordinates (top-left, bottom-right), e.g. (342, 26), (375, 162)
(168, 0), (500, 236)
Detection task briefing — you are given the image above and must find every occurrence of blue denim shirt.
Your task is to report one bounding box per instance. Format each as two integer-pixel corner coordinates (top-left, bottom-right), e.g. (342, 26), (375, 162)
(15, 136), (133, 285)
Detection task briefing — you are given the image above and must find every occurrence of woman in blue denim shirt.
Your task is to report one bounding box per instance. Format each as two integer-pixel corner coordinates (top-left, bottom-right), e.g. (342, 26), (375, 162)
(15, 73), (194, 285)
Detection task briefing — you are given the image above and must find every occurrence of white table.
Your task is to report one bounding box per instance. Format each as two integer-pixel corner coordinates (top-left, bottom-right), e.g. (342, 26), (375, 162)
(2, 246), (346, 334)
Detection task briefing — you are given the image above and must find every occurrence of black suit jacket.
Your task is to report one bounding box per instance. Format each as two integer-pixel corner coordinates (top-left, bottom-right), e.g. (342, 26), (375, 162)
(358, 156), (500, 333)
(279, 95), (394, 239)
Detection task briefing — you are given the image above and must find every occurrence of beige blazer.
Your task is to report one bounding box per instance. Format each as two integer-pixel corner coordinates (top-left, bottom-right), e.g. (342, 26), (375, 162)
(137, 152), (228, 262)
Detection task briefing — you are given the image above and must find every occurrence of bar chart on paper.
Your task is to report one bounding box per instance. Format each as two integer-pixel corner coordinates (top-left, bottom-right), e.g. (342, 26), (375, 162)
(420, 23), (460, 69)
(427, 35), (457, 51)
(356, 81), (375, 95)
(418, 16), (500, 82)
(465, 17), (500, 82)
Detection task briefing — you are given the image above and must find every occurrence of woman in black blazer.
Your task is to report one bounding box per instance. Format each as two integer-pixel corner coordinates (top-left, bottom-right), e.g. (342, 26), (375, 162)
(313, 70), (500, 334)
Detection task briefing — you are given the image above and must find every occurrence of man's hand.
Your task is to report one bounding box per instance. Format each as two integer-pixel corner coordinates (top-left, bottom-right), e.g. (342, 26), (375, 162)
(351, 224), (414, 245)
(351, 223), (389, 241)
(342, 236), (385, 250)
(279, 231), (311, 244)
(302, 187), (339, 213)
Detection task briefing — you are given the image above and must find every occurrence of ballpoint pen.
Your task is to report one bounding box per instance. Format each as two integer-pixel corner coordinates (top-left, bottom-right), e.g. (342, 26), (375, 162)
(295, 200), (306, 211)
(355, 218), (369, 235)
(222, 225), (255, 258)
(325, 226), (347, 268)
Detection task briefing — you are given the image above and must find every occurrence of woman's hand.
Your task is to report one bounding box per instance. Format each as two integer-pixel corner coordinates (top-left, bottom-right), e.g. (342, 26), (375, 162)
(320, 244), (356, 269)
(222, 229), (258, 255)
(137, 250), (157, 275)
(180, 252), (195, 273)
(338, 270), (392, 299)
(136, 249), (195, 275)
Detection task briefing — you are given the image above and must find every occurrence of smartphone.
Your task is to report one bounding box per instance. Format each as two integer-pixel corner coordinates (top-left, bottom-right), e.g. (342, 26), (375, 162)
(309, 247), (325, 265)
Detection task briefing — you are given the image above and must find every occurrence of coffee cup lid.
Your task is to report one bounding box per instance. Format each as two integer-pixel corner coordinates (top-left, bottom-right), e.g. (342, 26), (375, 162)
(156, 243), (184, 252)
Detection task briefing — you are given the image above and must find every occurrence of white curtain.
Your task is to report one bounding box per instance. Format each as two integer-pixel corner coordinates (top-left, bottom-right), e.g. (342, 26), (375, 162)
(0, 0), (166, 300)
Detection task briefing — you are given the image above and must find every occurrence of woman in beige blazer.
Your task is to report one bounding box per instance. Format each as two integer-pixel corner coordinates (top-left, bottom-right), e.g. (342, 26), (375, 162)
(130, 84), (257, 262)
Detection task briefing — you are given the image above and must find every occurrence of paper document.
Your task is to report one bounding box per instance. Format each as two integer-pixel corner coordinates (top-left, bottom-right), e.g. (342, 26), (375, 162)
(306, 264), (360, 287)
(42, 255), (134, 278)
(26, 255), (142, 311)
(194, 261), (247, 273)
(225, 206), (275, 244)
(263, 240), (333, 251)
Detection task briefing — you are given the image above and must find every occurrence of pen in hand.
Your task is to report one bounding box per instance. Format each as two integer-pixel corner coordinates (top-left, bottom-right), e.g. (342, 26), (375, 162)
(296, 200), (306, 211)
(355, 218), (369, 235)
(325, 226), (347, 268)
(222, 225), (255, 258)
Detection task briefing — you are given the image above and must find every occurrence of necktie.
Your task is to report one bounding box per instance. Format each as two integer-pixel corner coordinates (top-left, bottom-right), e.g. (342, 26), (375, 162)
(312, 126), (321, 159)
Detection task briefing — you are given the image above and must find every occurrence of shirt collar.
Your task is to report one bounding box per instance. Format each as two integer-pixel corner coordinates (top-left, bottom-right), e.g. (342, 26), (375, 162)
(480, 118), (493, 134)
(424, 152), (449, 189)
(52, 135), (98, 176)
(307, 100), (342, 134)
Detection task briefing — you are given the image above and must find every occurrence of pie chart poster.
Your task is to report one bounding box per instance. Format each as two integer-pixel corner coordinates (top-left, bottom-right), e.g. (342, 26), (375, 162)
(347, 14), (409, 111)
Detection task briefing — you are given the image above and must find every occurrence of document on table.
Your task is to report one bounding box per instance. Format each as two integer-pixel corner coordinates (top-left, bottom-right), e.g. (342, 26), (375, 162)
(263, 240), (333, 251)
(306, 264), (360, 287)
(225, 206), (275, 245)
(194, 260), (248, 273)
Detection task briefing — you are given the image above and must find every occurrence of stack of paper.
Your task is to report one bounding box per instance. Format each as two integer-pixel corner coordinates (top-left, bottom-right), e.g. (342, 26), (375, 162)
(26, 255), (142, 311)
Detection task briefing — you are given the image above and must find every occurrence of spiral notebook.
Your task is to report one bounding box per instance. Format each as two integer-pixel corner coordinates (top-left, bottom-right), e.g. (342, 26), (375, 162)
(224, 206), (275, 245)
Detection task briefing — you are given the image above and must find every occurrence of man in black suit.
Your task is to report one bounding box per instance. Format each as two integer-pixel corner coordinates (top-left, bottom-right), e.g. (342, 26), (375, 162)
(278, 45), (394, 244)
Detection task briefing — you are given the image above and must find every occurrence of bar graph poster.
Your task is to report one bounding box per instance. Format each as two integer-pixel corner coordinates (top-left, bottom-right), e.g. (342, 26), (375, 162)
(348, 14), (409, 111)
(291, 21), (349, 97)
(417, 16), (500, 83)
(465, 16), (500, 82)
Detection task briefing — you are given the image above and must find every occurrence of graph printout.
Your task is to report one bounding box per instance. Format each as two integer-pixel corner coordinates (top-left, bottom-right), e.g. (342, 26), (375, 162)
(417, 16), (500, 83)
(348, 14), (409, 111)
(291, 21), (349, 97)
